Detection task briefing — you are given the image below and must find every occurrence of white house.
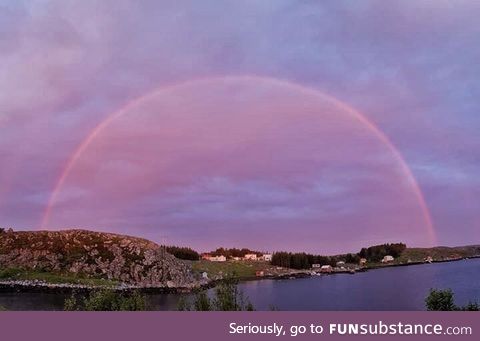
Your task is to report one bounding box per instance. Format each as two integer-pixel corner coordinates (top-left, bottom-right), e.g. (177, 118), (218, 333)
(312, 264), (321, 268)
(336, 261), (345, 267)
(244, 254), (257, 261)
(320, 265), (333, 273)
(209, 255), (227, 262)
(261, 254), (272, 261)
(201, 272), (209, 279)
(381, 255), (394, 263)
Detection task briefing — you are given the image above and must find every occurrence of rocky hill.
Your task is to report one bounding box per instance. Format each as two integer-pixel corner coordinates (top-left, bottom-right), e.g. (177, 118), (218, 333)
(0, 229), (195, 288)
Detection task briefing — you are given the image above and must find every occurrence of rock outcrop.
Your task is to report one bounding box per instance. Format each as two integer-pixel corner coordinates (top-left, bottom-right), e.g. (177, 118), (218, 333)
(0, 229), (195, 287)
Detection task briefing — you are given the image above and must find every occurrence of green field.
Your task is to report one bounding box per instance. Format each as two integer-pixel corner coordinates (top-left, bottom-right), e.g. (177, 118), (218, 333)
(191, 260), (273, 278)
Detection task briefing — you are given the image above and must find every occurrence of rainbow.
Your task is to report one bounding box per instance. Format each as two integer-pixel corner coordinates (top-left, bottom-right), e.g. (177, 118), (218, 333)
(40, 75), (436, 244)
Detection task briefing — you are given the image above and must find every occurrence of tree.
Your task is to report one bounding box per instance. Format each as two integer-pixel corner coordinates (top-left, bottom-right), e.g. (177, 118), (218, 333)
(0, 228), (5, 234)
(358, 243), (406, 262)
(425, 288), (479, 311)
(425, 289), (456, 311)
(64, 290), (146, 311)
(165, 246), (200, 261)
(210, 248), (263, 258)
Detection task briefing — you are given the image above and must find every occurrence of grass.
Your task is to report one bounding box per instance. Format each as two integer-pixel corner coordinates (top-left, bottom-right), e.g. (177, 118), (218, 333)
(398, 246), (480, 263)
(0, 267), (118, 287)
(191, 260), (271, 278)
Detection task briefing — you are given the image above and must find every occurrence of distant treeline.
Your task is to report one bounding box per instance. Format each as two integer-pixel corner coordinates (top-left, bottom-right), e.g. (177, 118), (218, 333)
(163, 242), (407, 265)
(209, 248), (263, 258)
(165, 246), (200, 261)
(271, 243), (406, 270)
(271, 252), (360, 269)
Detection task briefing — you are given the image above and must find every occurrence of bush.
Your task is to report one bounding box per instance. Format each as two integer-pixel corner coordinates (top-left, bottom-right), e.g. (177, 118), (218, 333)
(425, 289), (456, 311)
(0, 268), (23, 279)
(425, 288), (479, 311)
(178, 277), (254, 311)
(193, 291), (211, 311)
(462, 302), (480, 311)
(64, 290), (146, 311)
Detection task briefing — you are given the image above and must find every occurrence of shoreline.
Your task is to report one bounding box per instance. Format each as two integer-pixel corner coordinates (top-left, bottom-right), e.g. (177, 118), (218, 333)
(1, 256), (479, 295)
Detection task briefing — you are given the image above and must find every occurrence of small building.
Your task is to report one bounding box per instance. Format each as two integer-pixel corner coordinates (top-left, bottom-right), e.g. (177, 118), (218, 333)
(312, 264), (321, 268)
(255, 271), (265, 277)
(336, 261), (345, 267)
(201, 272), (209, 279)
(244, 254), (257, 261)
(261, 254), (272, 261)
(381, 255), (394, 263)
(232, 256), (241, 261)
(359, 258), (367, 266)
(209, 255), (227, 262)
(201, 253), (212, 260)
(320, 265), (333, 273)
(424, 256), (433, 263)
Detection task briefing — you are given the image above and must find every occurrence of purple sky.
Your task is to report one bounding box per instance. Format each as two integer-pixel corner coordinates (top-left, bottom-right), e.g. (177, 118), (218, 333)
(1, 1), (479, 254)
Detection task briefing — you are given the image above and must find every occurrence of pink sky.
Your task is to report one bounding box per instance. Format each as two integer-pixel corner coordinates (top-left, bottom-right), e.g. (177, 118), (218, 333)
(41, 77), (433, 252)
(1, 1), (479, 253)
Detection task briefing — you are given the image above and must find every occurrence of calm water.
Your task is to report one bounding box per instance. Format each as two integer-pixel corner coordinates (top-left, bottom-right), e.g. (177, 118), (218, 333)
(1, 258), (479, 311)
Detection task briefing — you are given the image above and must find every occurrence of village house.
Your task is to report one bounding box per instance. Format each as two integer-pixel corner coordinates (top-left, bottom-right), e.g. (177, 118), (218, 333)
(381, 255), (394, 263)
(232, 256), (241, 261)
(359, 258), (367, 266)
(255, 270), (265, 277)
(311, 264), (321, 268)
(244, 253), (257, 261)
(201, 272), (209, 279)
(320, 265), (333, 273)
(424, 256), (433, 263)
(201, 253), (212, 260)
(261, 254), (272, 261)
(336, 261), (345, 267)
(209, 255), (227, 262)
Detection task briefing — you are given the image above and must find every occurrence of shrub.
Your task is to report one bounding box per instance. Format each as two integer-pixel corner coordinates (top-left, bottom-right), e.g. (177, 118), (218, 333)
(424, 288), (479, 311)
(425, 289), (456, 311)
(0, 268), (23, 279)
(64, 290), (146, 311)
(462, 302), (480, 311)
(178, 277), (254, 311)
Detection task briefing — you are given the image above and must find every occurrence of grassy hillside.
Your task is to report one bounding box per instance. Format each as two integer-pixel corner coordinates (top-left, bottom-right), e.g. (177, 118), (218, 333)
(399, 245), (480, 263)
